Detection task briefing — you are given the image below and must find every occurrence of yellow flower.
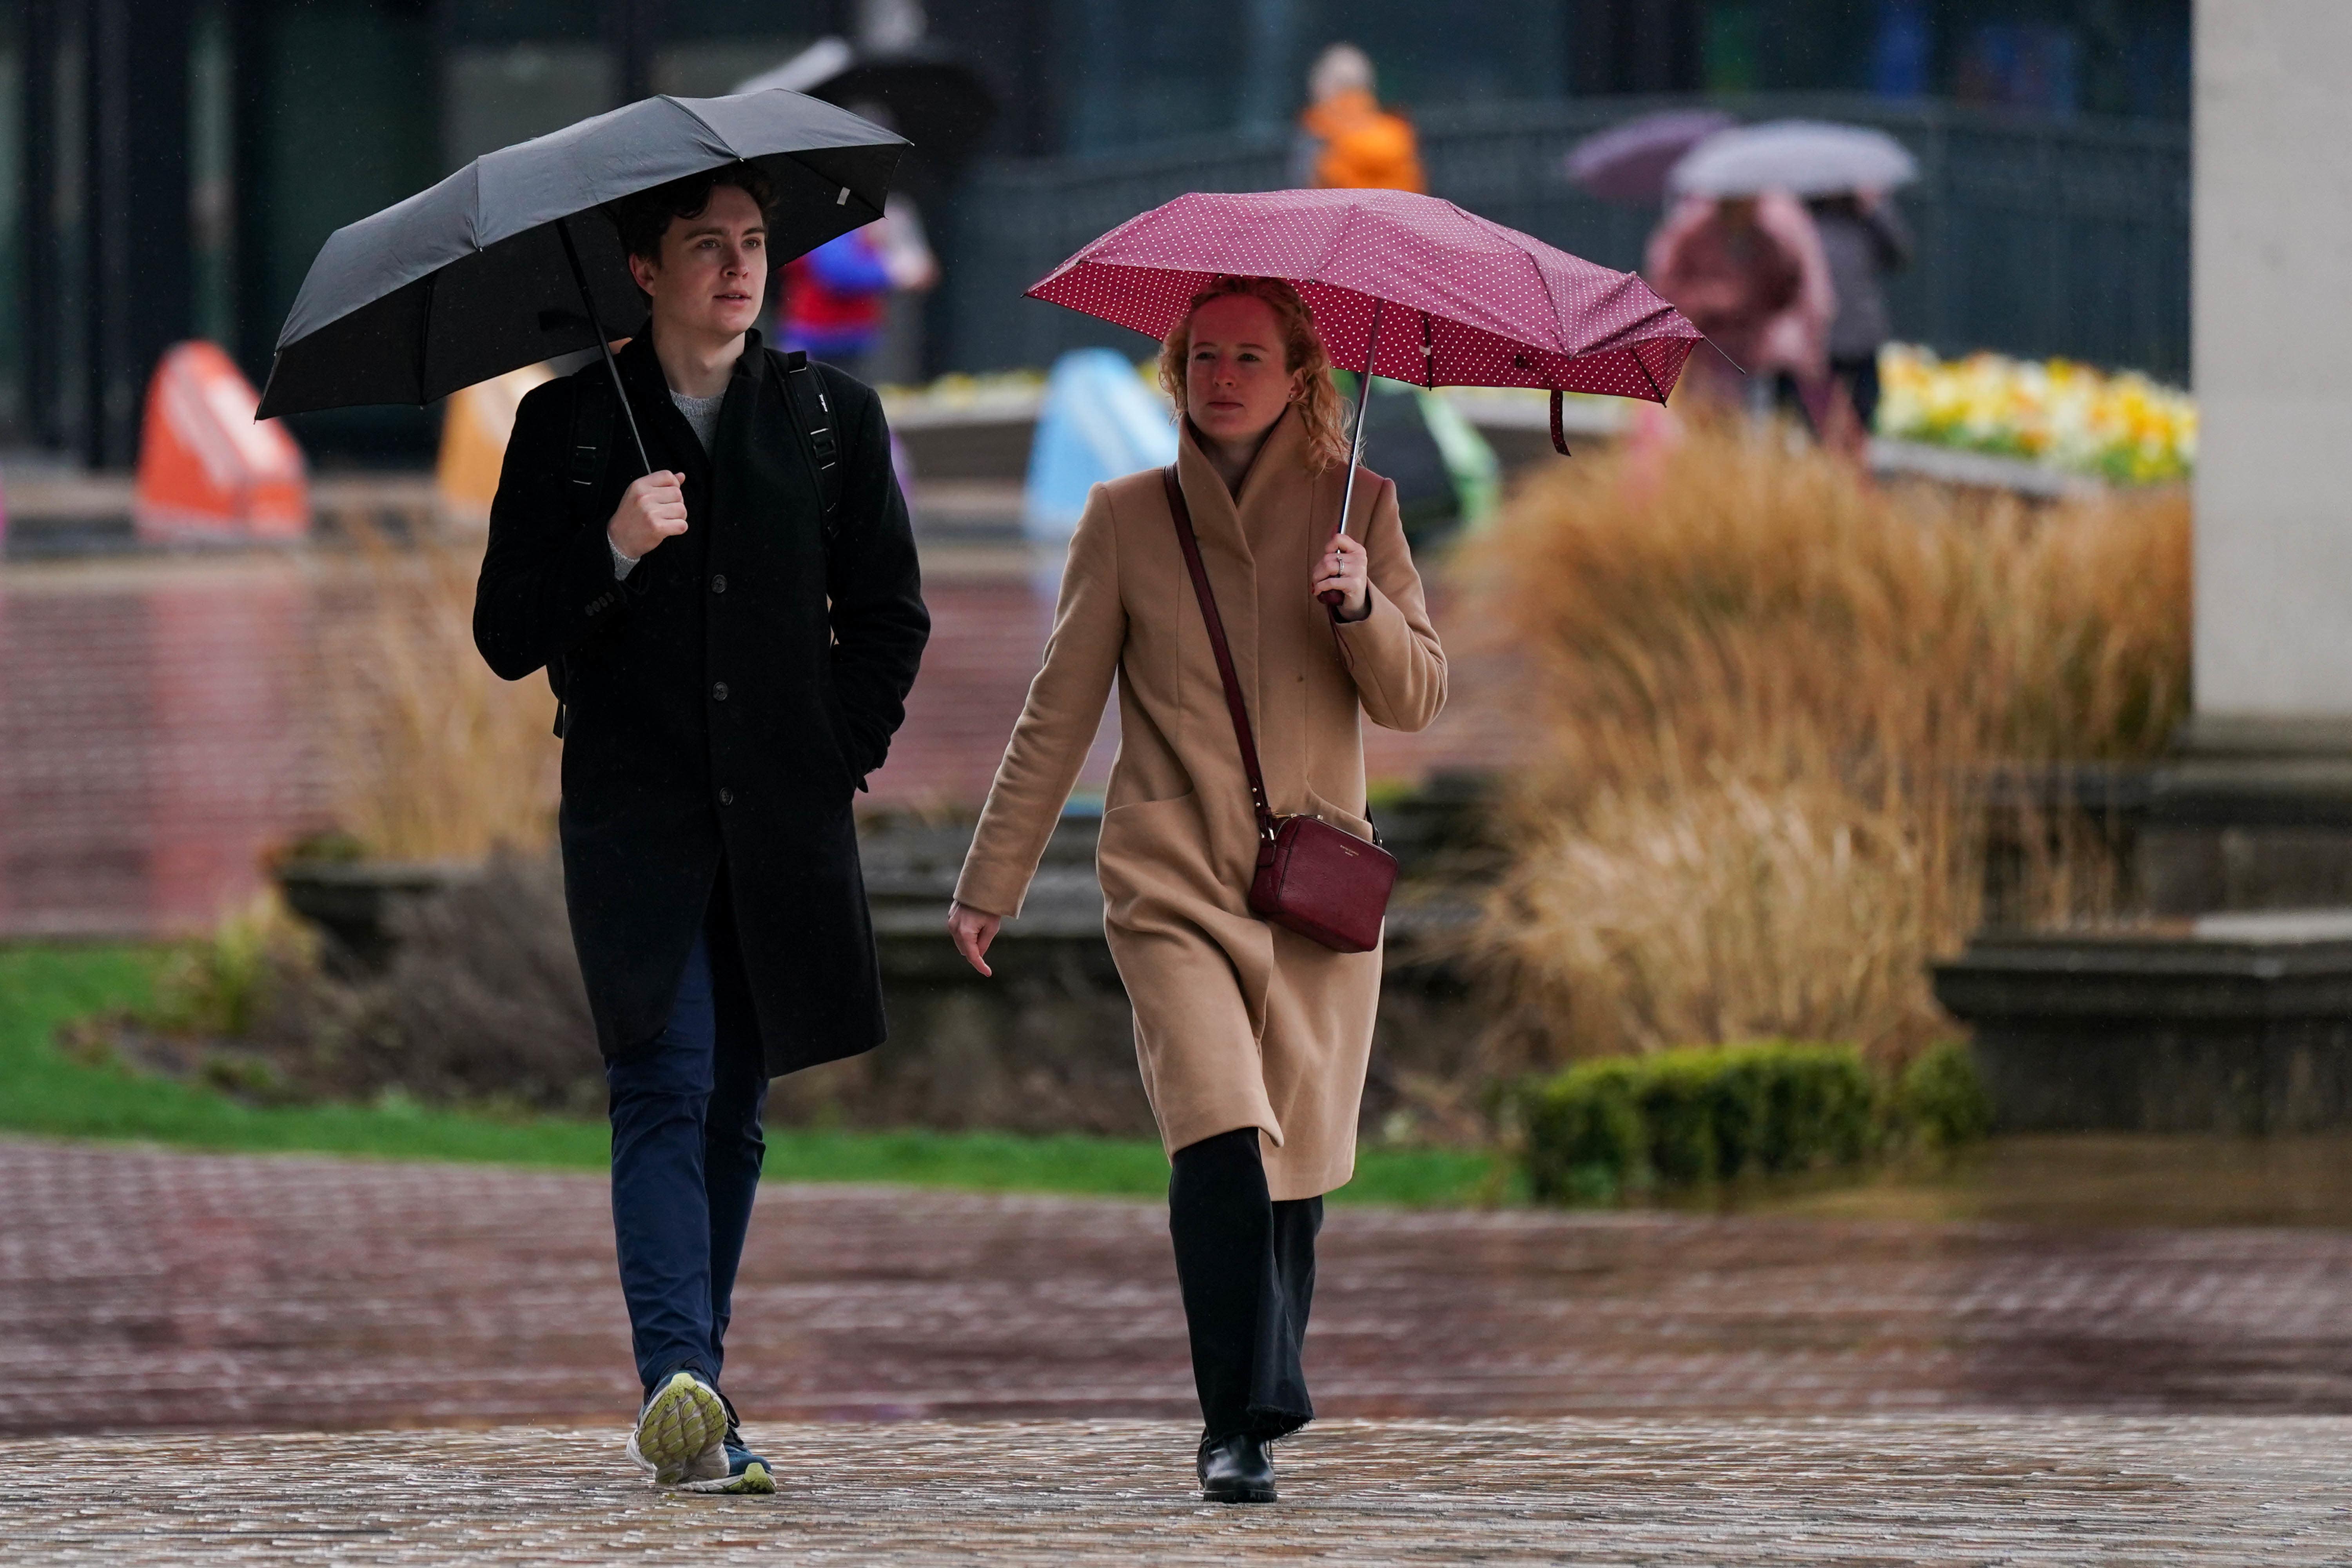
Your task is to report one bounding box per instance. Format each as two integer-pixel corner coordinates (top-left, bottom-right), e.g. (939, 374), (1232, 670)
(1874, 345), (2193, 482)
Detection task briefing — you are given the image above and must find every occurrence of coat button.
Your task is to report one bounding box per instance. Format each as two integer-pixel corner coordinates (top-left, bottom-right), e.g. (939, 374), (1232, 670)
(711, 574), (726, 593)
(719, 787), (734, 806)
(711, 681), (729, 702)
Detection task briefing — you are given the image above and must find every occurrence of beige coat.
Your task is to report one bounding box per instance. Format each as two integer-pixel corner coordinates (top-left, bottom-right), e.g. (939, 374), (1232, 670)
(953, 411), (1446, 1199)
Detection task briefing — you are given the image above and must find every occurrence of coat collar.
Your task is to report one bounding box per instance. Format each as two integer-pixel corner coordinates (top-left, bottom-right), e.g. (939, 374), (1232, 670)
(610, 327), (772, 483)
(1174, 406), (1314, 565)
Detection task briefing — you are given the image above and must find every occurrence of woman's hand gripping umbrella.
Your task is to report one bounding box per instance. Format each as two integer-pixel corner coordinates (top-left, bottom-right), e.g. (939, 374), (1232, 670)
(1025, 186), (1710, 601)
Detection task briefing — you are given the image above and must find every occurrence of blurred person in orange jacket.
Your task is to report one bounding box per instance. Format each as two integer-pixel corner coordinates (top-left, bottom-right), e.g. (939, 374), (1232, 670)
(1292, 44), (1425, 193)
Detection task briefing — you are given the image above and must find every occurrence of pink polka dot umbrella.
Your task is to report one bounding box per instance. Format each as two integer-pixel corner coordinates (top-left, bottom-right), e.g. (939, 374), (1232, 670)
(1029, 188), (1710, 585)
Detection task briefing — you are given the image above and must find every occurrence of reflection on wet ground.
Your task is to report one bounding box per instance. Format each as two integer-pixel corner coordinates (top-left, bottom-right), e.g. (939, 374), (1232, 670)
(1736, 1134), (2352, 1230)
(7, 1138), (2351, 1440)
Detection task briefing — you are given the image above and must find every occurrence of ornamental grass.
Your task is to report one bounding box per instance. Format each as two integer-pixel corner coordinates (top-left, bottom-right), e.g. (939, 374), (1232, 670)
(1459, 415), (2189, 1071)
(318, 526), (559, 862)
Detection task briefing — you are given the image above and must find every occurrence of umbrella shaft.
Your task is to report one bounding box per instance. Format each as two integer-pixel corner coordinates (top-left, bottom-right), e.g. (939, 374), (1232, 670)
(559, 216), (653, 476)
(1338, 299), (1383, 540)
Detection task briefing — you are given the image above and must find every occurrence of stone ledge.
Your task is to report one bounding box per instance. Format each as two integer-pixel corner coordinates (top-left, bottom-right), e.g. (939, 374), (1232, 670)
(1933, 910), (2352, 1132)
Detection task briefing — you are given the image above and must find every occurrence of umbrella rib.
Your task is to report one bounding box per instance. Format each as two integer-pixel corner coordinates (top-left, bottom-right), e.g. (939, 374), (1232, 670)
(668, 96), (737, 158)
(1633, 347), (1667, 406)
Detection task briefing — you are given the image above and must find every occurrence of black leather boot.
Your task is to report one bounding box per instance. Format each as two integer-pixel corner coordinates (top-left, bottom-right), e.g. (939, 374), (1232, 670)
(1196, 1432), (1277, 1503)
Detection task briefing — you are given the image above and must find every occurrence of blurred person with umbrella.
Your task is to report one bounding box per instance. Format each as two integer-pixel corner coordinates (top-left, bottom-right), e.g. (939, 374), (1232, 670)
(1809, 189), (1911, 442)
(944, 189), (1700, 1503)
(775, 194), (936, 382)
(1669, 121), (1919, 444)
(739, 32), (988, 383)
(1564, 109), (1736, 205)
(260, 93), (931, 1495)
(1291, 44), (1425, 192)
(1645, 188), (1834, 428)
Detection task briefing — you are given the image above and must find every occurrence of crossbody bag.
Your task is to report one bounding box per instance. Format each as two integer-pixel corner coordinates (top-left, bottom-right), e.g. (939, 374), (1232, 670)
(1160, 466), (1397, 954)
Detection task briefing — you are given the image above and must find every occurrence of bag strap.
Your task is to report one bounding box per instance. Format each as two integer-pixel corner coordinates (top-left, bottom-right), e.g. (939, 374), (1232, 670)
(1162, 466), (1278, 844)
(777, 348), (844, 536)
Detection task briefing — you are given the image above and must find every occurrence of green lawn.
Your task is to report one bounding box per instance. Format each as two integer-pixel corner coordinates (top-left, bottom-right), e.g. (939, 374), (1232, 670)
(0, 945), (1497, 1206)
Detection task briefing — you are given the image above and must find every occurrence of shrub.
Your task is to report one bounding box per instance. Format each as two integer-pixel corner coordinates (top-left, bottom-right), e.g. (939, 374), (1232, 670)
(1520, 1063), (1643, 1205)
(1894, 1039), (1996, 1150)
(1517, 1040), (1889, 1204)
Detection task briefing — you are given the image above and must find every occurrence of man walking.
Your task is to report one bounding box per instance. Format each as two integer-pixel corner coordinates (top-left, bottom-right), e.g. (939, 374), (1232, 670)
(474, 161), (929, 1493)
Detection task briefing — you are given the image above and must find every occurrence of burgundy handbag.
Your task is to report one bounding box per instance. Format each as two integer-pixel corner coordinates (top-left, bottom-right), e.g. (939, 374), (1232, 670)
(1161, 468), (1397, 954)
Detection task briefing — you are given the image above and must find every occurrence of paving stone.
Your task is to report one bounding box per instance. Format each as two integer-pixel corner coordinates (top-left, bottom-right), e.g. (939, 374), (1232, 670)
(3, 1416), (2348, 1564)
(7, 1140), (2352, 1443)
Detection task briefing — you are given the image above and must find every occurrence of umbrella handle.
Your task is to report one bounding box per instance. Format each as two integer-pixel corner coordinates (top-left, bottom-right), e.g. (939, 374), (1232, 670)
(1324, 299), (1384, 609)
(558, 216), (654, 477)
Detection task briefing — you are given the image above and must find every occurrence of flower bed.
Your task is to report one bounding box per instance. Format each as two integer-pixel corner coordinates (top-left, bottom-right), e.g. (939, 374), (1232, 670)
(1877, 344), (2196, 485)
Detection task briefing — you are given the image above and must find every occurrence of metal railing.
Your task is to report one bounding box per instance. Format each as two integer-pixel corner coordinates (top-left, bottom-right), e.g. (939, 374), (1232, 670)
(937, 93), (2189, 383)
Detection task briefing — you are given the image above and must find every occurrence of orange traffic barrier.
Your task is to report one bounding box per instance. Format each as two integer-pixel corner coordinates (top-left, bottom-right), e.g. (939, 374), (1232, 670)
(133, 341), (309, 543)
(436, 363), (553, 528)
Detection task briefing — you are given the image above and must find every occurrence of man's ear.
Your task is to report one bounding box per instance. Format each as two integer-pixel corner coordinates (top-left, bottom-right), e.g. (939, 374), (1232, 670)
(626, 252), (658, 294)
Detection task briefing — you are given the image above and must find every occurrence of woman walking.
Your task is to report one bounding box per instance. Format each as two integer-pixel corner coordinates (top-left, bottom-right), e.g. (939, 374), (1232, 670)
(947, 276), (1445, 1502)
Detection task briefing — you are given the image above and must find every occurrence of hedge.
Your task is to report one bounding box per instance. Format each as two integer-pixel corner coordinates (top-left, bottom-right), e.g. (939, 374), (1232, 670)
(1518, 1040), (1989, 1205)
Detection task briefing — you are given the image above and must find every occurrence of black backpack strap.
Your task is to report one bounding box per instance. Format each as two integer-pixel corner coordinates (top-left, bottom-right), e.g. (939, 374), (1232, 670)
(777, 348), (845, 535)
(550, 367), (620, 738)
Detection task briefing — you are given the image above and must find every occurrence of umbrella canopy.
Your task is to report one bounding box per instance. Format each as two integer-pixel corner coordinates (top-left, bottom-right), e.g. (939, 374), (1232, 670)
(1029, 187), (1703, 407)
(737, 37), (998, 165)
(1565, 110), (1737, 204)
(257, 90), (904, 420)
(1667, 120), (1918, 200)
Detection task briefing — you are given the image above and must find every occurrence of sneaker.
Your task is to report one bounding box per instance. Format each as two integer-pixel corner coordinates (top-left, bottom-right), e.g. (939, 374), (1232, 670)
(675, 1435), (776, 1496)
(626, 1369), (730, 1487)
(675, 1390), (777, 1496)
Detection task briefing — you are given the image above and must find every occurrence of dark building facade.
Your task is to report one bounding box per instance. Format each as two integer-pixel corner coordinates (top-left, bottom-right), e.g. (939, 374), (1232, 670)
(3, 0), (2189, 464)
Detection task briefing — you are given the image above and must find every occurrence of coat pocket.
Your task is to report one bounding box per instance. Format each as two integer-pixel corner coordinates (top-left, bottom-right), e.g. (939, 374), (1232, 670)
(815, 682), (860, 794)
(1303, 789), (1374, 844)
(1095, 791), (1205, 914)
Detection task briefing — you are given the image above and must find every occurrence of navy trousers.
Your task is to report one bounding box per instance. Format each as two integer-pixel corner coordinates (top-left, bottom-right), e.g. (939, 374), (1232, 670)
(1167, 1127), (1324, 1442)
(606, 887), (769, 1398)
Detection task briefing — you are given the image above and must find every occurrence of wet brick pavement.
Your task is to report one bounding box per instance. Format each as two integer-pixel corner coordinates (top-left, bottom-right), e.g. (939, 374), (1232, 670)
(8, 1139), (2352, 1441)
(2, 1417), (2348, 1563)
(6, 1140), (2352, 1560)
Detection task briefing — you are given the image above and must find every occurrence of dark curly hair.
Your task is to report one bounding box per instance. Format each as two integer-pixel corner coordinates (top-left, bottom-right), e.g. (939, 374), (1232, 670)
(603, 161), (777, 272)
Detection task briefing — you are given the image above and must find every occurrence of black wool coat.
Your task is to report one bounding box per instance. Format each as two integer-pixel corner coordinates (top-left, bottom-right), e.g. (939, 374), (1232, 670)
(474, 329), (929, 1074)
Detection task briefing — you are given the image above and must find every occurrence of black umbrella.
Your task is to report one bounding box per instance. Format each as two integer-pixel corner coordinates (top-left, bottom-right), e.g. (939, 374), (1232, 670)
(256, 89), (905, 472)
(736, 38), (998, 166)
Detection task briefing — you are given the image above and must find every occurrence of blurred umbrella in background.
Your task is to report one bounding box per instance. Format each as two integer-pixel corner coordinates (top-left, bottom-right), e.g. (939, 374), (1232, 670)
(1564, 109), (1736, 205)
(1668, 120), (1919, 199)
(737, 37), (998, 168)
(256, 89), (905, 465)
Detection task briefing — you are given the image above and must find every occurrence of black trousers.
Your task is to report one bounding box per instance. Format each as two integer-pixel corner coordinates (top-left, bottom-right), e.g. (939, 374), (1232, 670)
(1831, 353), (1883, 433)
(1168, 1126), (1324, 1442)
